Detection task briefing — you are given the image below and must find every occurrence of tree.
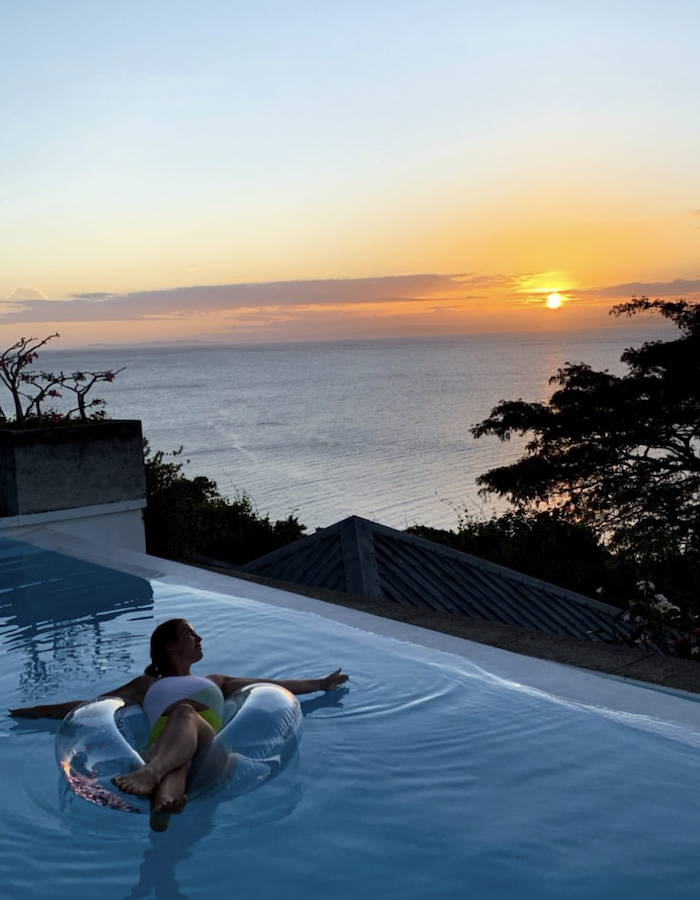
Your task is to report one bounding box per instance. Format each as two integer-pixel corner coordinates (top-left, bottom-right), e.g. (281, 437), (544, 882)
(470, 298), (700, 598)
(0, 333), (122, 425)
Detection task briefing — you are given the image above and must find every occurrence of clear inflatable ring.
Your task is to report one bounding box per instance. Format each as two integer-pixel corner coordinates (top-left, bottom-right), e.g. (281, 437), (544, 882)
(55, 683), (303, 813)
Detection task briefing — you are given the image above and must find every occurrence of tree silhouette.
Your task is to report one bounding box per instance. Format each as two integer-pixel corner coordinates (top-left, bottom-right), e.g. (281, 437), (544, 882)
(471, 298), (700, 574)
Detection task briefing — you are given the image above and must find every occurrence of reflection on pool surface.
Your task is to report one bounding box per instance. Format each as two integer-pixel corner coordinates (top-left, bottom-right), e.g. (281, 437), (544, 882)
(2, 535), (700, 900)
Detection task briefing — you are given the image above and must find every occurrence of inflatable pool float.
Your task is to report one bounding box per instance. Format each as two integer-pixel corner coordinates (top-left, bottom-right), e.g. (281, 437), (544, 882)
(55, 683), (303, 813)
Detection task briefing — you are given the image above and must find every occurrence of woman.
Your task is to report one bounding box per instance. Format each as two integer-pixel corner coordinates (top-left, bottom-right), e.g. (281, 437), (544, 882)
(10, 618), (348, 826)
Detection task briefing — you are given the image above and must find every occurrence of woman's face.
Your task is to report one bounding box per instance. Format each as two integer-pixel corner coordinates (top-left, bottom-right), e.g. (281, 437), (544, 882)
(170, 621), (203, 662)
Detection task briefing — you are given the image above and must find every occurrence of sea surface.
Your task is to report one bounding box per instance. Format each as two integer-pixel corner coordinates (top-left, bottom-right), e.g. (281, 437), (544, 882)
(39, 325), (671, 531)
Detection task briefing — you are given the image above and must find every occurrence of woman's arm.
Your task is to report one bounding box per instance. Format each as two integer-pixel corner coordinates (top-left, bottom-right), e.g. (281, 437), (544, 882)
(9, 700), (86, 719)
(209, 668), (348, 699)
(9, 674), (152, 719)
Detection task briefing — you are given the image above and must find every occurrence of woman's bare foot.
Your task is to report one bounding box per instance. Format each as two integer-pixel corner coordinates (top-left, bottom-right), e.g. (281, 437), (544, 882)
(152, 764), (188, 813)
(151, 787), (188, 814)
(112, 765), (160, 796)
(148, 765), (188, 832)
(149, 794), (188, 832)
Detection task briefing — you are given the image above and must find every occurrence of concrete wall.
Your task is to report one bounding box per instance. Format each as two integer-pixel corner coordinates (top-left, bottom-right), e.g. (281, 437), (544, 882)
(0, 420), (146, 516)
(0, 500), (147, 552)
(0, 419), (147, 551)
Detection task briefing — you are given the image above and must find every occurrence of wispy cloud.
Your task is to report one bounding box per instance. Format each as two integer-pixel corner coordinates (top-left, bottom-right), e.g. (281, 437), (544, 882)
(0, 273), (506, 324)
(4, 286), (47, 301)
(570, 277), (700, 301)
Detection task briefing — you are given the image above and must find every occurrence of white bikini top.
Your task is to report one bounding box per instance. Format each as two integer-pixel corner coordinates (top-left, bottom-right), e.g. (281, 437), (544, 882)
(143, 674), (225, 727)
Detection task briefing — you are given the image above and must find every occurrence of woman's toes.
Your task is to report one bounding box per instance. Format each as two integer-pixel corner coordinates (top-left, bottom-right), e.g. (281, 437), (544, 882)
(112, 767), (159, 796)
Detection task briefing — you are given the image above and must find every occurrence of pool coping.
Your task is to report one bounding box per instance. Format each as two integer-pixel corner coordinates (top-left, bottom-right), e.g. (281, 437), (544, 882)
(201, 564), (700, 695)
(15, 526), (700, 734)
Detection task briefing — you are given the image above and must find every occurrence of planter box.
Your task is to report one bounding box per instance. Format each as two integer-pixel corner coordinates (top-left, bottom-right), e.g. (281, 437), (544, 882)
(0, 420), (146, 517)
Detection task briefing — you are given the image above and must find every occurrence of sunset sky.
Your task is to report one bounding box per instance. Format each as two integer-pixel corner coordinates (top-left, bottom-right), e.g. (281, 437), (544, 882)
(2, 1), (698, 346)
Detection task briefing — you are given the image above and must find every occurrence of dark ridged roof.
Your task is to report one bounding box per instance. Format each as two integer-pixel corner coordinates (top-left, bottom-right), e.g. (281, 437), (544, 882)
(239, 516), (630, 643)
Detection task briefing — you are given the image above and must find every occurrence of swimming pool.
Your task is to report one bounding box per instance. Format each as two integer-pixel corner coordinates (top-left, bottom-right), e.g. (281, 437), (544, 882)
(2, 532), (700, 899)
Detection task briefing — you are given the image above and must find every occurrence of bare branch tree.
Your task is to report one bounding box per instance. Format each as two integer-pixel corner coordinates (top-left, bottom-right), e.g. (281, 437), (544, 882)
(0, 334), (123, 425)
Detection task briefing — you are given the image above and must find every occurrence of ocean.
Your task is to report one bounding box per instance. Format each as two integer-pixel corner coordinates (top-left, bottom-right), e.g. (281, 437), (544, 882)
(37, 325), (671, 532)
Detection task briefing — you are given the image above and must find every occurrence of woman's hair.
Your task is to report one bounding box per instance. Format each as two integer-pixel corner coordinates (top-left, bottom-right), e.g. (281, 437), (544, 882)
(144, 618), (187, 678)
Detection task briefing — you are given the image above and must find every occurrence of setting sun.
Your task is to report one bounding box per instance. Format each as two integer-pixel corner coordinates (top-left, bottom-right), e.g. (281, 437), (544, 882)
(546, 292), (563, 309)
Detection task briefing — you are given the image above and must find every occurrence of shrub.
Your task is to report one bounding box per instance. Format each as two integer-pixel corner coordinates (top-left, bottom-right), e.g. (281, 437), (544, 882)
(143, 442), (305, 565)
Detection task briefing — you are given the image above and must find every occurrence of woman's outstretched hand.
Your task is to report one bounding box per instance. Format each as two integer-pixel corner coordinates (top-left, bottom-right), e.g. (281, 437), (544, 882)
(9, 701), (82, 719)
(320, 668), (349, 692)
(9, 706), (43, 718)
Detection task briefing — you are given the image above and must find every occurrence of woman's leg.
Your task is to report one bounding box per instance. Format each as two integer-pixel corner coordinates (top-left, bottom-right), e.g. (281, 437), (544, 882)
(112, 703), (215, 796)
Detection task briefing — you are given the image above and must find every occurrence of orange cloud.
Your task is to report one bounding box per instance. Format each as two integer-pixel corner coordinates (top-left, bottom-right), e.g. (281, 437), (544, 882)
(1, 270), (694, 348)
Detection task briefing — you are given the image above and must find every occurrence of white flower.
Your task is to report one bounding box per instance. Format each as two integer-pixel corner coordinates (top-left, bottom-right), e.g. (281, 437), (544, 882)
(652, 597), (680, 615)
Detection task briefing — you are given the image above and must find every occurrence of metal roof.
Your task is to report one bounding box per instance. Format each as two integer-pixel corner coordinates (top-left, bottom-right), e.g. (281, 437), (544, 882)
(239, 515), (631, 643)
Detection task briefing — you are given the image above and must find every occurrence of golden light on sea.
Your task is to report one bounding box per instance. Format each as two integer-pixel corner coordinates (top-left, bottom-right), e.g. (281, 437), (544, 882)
(546, 292), (563, 309)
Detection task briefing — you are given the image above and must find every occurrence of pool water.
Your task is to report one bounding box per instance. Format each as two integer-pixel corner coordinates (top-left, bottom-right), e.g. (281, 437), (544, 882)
(2, 535), (700, 900)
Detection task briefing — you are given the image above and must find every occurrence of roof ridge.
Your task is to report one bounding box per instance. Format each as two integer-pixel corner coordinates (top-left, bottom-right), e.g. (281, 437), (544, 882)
(340, 516), (381, 599)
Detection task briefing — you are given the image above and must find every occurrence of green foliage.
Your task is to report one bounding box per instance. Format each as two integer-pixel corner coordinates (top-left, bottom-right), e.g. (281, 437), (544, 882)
(143, 441), (306, 564)
(470, 298), (700, 606)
